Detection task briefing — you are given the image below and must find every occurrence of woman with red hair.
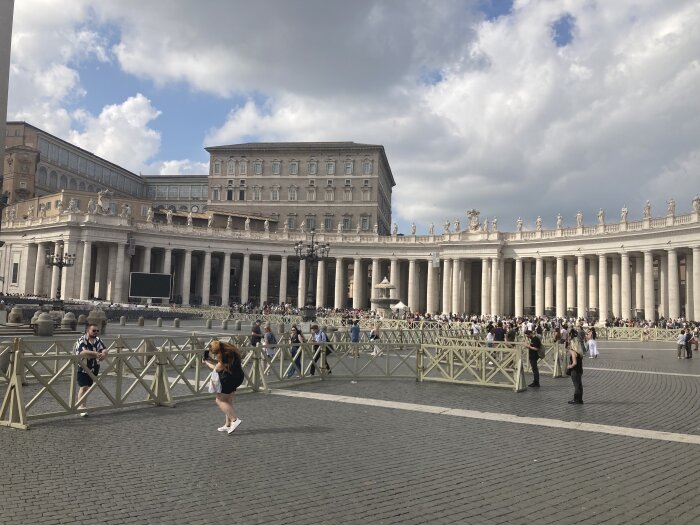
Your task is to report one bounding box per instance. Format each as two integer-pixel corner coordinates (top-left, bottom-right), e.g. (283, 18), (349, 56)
(203, 340), (245, 434)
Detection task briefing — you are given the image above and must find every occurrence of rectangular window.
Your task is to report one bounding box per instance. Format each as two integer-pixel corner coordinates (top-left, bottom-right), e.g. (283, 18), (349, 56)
(326, 179), (333, 187)
(179, 186), (191, 199)
(361, 189), (371, 201)
(308, 161), (317, 175)
(168, 186), (178, 199)
(289, 161), (298, 175)
(363, 160), (373, 175)
(253, 188), (262, 201)
(238, 189), (246, 201)
(11, 263), (19, 285)
(239, 179), (245, 186)
(254, 161), (262, 175)
(212, 189), (220, 201)
(213, 162), (221, 175)
(309, 179), (315, 186)
(227, 160), (235, 174)
(306, 189), (316, 201)
(344, 189), (352, 202)
(361, 216), (370, 231)
(272, 161), (281, 175)
(141, 205), (149, 216)
(191, 186), (202, 198)
(239, 162), (247, 175)
(345, 179), (351, 186)
(19, 181), (26, 188)
(271, 188), (280, 201)
(345, 161), (353, 175)
(324, 217), (333, 231)
(325, 189), (334, 201)
(326, 162), (335, 175)
(363, 179), (369, 187)
(287, 217), (296, 230)
(343, 217), (351, 231)
(305, 217), (315, 231)
(227, 189), (234, 201)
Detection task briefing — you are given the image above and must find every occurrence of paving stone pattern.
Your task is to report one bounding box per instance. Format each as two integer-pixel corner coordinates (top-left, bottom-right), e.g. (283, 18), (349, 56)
(1, 339), (699, 524)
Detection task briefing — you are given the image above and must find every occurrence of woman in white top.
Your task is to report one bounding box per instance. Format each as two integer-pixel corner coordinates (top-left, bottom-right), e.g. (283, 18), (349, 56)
(587, 327), (599, 358)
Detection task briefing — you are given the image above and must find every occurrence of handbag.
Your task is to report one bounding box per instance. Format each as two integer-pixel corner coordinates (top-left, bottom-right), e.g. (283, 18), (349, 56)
(208, 370), (222, 394)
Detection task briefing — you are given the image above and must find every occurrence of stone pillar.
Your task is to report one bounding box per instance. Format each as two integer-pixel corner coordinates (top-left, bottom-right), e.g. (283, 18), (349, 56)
(566, 258), (575, 316)
(535, 256), (544, 317)
(667, 248), (680, 320)
(61, 239), (78, 300)
(241, 253), (250, 304)
(659, 253), (668, 318)
(514, 258), (523, 318)
(577, 255), (586, 318)
(503, 259), (512, 316)
(588, 257), (598, 318)
(279, 255), (288, 304)
(79, 241), (92, 300)
(426, 257), (437, 314)
(260, 254), (270, 306)
(523, 260), (532, 314)
(490, 256), (500, 317)
(451, 258), (461, 314)
(544, 259), (553, 314)
(353, 258), (362, 309)
(370, 258), (380, 310)
(443, 258), (453, 314)
(480, 258), (489, 316)
(498, 258), (506, 315)
(611, 256), (621, 318)
(106, 244), (117, 301)
(390, 258), (400, 300)
(114, 244), (126, 303)
(221, 253), (231, 307)
(598, 254), (608, 321)
(315, 259), (325, 308)
(408, 259), (418, 312)
(685, 254), (693, 320)
(463, 260), (472, 315)
(693, 247), (700, 321)
(142, 246), (152, 273)
(644, 251), (655, 321)
(621, 252), (631, 320)
(556, 256), (565, 318)
(635, 255), (644, 313)
(334, 258), (344, 308)
(202, 250), (212, 306)
(182, 250), (192, 305)
(49, 242), (62, 299)
(297, 259), (306, 307)
(163, 248), (172, 275)
(34, 242), (47, 297)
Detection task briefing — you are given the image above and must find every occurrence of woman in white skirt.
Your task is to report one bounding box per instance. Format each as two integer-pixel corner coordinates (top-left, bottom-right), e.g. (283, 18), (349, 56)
(587, 327), (599, 358)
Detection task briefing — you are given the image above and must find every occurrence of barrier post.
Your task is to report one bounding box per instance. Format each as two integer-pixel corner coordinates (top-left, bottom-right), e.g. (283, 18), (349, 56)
(514, 354), (526, 392)
(0, 338), (29, 429)
(416, 346), (424, 382)
(148, 339), (175, 407)
(248, 346), (268, 392)
(553, 346), (565, 378)
(114, 335), (125, 407)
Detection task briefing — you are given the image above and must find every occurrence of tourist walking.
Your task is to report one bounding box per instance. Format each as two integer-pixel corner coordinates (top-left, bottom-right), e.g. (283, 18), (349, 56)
(677, 330), (687, 359)
(203, 340), (244, 434)
(262, 324), (277, 359)
(287, 325), (305, 377)
(567, 341), (584, 404)
(350, 320), (361, 357)
(586, 327), (599, 358)
(684, 328), (693, 359)
(369, 323), (382, 356)
(74, 323), (107, 416)
(250, 319), (263, 347)
(309, 324), (331, 375)
(525, 330), (542, 388)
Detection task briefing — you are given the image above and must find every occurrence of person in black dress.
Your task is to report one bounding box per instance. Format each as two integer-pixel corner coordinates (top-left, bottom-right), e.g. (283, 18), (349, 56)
(567, 343), (584, 404)
(204, 340), (245, 434)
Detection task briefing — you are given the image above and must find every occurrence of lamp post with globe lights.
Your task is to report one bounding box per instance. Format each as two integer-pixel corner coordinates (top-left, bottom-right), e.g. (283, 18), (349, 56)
(294, 230), (330, 322)
(45, 245), (75, 308)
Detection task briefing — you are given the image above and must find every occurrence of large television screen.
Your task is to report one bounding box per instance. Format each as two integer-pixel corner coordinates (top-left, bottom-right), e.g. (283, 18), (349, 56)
(129, 272), (172, 299)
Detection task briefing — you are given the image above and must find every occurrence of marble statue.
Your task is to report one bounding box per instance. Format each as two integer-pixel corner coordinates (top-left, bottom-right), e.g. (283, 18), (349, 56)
(693, 195), (700, 213)
(208, 214), (215, 228)
(300, 221), (306, 233)
(146, 206), (154, 223)
(428, 223), (434, 235)
(411, 223), (416, 235)
(9, 208), (16, 221)
(667, 198), (676, 216)
(467, 209), (480, 231)
(68, 198), (79, 213)
(187, 211), (193, 226)
(516, 217), (523, 232)
(643, 200), (651, 219)
(491, 217), (498, 232)
(535, 216), (542, 231)
(27, 204), (34, 217)
(576, 211), (583, 227)
(621, 207), (628, 222)
(120, 203), (130, 218)
(597, 208), (605, 225)
(481, 217), (488, 232)
(56, 199), (63, 213)
(373, 223), (378, 234)
(264, 219), (269, 232)
(283, 222), (289, 233)
(356, 223), (361, 234)
(443, 220), (450, 234)
(96, 190), (111, 214)
(454, 219), (460, 232)
(226, 216), (232, 230)
(87, 199), (95, 214)
(39, 203), (47, 218)
(556, 213), (563, 229)
(337, 223), (343, 234)
(392, 223), (398, 235)
(166, 208), (173, 225)
(244, 217), (251, 231)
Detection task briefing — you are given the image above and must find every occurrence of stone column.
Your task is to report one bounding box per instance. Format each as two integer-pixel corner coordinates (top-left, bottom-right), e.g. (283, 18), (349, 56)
(588, 257), (598, 318)
(221, 253), (231, 306)
(535, 256), (544, 317)
(49, 243), (62, 299)
(426, 257), (437, 314)
(79, 240), (92, 300)
(490, 256), (499, 316)
(463, 260), (472, 314)
(621, 252), (631, 320)
(353, 258), (362, 309)
(182, 250), (192, 305)
(142, 246), (152, 273)
(202, 250), (212, 306)
(480, 258), (489, 316)
(566, 258), (575, 316)
(693, 247), (700, 321)
(390, 258), (400, 300)
(163, 248), (172, 275)
(370, 258), (380, 310)
(315, 259), (325, 308)
(498, 258), (505, 316)
(659, 254), (668, 318)
(611, 256), (621, 318)
(635, 255), (644, 313)
(279, 255), (288, 304)
(598, 254), (608, 321)
(61, 239), (78, 300)
(514, 258), (523, 318)
(408, 259), (418, 312)
(334, 258), (344, 308)
(556, 256), (565, 318)
(503, 259), (511, 316)
(442, 258), (453, 314)
(106, 245), (117, 301)
(667, 248), (680, 320)
(685, 254), (693, 320)
(20, 244), (37, 296)
(544, 259), (553, 314)
(113, 244), (126, 303)
(297, 259), (306, 307)
(260, 254), (270, 306)
(451, 258), (461, 314)
(577, 255), (586, 318)
(644, 251), (655, 321)
(523, 260), (532, 314)
(34, 242), (47, 296)
(241, 253), (250, 304)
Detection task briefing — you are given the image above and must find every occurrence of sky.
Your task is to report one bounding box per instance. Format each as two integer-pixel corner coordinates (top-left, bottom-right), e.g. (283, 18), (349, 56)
(6, 0), (700, 234)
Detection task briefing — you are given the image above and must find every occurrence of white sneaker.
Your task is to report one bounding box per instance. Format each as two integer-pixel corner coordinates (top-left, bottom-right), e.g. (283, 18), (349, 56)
(227, 419), (242, 434)
(217, 425), (229, 432)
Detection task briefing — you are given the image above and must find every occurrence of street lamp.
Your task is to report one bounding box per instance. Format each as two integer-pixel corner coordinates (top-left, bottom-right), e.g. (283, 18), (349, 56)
(45, 246), (76, 307)
(294, 229), (330, 321)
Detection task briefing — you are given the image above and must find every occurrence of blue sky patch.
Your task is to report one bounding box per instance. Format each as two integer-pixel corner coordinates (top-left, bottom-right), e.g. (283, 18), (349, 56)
(478, 0), (513, 21)
(551, 13), (576, 47)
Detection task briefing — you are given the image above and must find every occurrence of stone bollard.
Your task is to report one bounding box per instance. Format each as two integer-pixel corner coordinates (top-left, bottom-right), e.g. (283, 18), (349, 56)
(61, 311), (78, 331)
(173, 318), (180, 328)
(77, 314), (88, 332)
(31, 310), (42, 326)
(138, 316), (145, 327)
(221, 320), (228, 330)
(35, 312), (54, 336)
(234, 320), (241, 330)
(156, 317), (162, 327)
(119, 316), (126, 326)
(7, 306), (23, 324)
(206, 319), (213, 329)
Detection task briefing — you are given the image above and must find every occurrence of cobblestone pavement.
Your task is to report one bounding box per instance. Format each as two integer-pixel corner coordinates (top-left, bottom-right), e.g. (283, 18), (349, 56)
(1, 339), (700, 524)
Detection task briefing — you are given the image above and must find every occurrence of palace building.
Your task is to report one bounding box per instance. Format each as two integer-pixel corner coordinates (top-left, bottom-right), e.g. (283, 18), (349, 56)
(1, 120), (699, 320)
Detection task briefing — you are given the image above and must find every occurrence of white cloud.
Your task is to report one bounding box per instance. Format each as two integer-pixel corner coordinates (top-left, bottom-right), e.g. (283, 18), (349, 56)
(154, 160), (209, 176)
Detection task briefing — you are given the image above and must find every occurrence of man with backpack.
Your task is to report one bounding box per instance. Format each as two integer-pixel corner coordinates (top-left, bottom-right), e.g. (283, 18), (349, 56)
(309, 324), (331, 375)
(525, 330), (543, 388)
